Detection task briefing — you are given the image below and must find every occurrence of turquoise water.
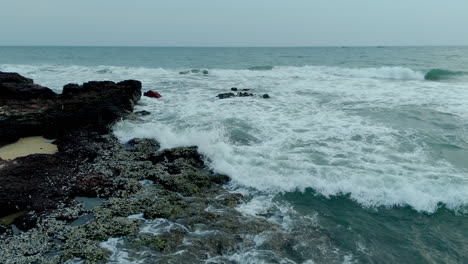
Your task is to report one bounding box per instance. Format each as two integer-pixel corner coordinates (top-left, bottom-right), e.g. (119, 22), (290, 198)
(1, 46), (468, 263)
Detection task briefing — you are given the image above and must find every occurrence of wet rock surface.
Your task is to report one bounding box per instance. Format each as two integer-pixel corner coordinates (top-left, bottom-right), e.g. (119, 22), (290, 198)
(0, 72), (56, 100)
(217, 92), (236, 99)
(217, 89), (269, 99)
(0, 72), (142, 226)
(179, 69), (209, 75)
(0, 140), (335, 264)
(0, 72), (141, 144)
(0, 131), (278, 264)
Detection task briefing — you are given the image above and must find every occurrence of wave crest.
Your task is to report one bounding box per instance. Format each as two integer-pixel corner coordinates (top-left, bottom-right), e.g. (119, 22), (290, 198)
(247, 65), (274, 71)
(312, 66), (425, 80)
(424, 69), (468, 81)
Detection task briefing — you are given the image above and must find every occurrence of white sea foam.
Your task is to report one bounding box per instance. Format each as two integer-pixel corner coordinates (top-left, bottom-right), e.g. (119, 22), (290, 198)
(3, 63), (468, 213)
(139, 218), (188, 235)
(100, 238), (145, 264)
(304, 65), (425, 80)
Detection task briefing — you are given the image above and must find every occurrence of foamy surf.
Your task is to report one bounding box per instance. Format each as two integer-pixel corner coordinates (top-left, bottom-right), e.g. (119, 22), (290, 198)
(2, 62), (465, 213)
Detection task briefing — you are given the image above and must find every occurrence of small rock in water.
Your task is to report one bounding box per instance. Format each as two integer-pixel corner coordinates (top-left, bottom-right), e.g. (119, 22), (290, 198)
(241, 88), (250, 91)
(217, 93), (236, 99)
(262, 94), (270, 99)
(135, 110), (151, 116)
(231, 87), (238, 91)
(179, 70), (189, 75)
(202, 70), (209, 75)
(191, 69), (200, 73)
(144, 90), (161, 99)
(237, 92), (253, 97)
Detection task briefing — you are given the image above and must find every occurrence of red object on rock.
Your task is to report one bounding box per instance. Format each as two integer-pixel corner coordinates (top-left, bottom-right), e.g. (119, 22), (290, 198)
(144, 90), (161, 98)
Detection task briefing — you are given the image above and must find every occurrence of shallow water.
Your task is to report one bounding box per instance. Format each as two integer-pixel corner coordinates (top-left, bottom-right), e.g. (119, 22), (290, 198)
(1, 46), (467, 263)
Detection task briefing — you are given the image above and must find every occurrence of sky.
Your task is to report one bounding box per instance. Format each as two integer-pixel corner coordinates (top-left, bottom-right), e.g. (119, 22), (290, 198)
(1, 0), (468, 47)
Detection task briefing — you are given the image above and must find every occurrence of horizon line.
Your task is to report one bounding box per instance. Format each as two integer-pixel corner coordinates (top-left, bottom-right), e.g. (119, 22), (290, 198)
(1, 44), (468, 48)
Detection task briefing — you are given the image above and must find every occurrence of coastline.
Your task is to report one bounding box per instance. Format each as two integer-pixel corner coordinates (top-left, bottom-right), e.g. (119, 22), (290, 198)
(0, 72), (303, 263)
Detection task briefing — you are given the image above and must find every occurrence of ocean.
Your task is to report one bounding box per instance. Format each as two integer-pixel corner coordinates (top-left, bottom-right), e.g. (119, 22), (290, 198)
(1, 46), (467, 263)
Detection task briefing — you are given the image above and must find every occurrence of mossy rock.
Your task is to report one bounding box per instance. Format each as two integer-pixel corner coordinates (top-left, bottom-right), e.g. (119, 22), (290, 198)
(132, 234), (166, 251)
(81, 217), (142, 241)
(143, 201), (185, 219)
(60, 240), (111, 264)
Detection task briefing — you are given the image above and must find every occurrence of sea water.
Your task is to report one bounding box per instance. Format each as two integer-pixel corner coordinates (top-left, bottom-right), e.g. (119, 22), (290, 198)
(1, 46), (467, 263)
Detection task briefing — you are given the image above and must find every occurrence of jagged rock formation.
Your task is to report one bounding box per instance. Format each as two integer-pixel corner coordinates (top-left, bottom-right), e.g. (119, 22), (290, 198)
(0, 72), (141, 144)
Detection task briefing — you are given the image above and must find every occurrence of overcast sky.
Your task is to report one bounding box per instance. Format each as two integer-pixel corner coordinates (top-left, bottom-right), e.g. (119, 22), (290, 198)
(2, 0), (468, 47)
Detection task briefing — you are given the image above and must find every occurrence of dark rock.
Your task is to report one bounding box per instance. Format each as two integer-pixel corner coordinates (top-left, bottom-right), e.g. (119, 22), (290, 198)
(202, 70), (209, 75)
(0, 72), (33, 84)
(0, 83), (57, 100)
(126, 138), (161, 153)
(217, 93), (236, 99)
(148, 146), (204, 167)
(263, 94), (270, 99)
(241, 88), (250, 91)
(179, 70), (190, 75)
(237, 92), (253, 97)
(0, 154), (75, 223)
(231, 87), (238, 91)
(191, 69), (200, 73)
(0, 74), (141, 143)
(0, 72), (56, 100)
(135, 110), (151, 116)
(143, 90), (161, 99)
(73, 174), (114, 198)
(62, 83), (81, 95)
(211, 173), (231, 185)
(0, 72), (142, 230)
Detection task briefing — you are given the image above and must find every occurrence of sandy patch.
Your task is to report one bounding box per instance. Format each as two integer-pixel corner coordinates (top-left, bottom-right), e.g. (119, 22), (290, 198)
(0, 136), (58, 161)
(0, 211), (27, 225)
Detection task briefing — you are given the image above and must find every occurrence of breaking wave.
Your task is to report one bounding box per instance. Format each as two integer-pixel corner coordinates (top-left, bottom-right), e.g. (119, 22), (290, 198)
(2, 62), (468, 213)
(301, 66), (425, 80)
(248, 65), (274, 71)
(424, 69), (468, 81)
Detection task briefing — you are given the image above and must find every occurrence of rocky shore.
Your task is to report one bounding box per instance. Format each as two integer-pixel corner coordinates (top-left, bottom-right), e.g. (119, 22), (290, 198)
(0, 72), (332, 264)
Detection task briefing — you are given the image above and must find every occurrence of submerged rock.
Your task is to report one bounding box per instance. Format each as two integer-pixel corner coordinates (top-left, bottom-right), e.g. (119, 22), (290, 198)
(217, 92), (236, 99)
(263, 93), (270, 98)
(217, 91), (257, 99)
(179, 69), (208, 75)
(237, 92), (253, 97)
(134, 110), (151, 116)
